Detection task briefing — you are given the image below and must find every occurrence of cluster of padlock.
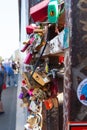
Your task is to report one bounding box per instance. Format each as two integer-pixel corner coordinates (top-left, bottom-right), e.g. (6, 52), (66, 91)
(19, 0), (65, 129)
(19, 69), (59, 129)
(19, 62), (64, 129)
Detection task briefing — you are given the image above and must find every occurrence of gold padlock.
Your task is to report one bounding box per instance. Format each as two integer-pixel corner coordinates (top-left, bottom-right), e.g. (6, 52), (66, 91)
(32, 72), (50, 86)
(22, 72), (32, 89)
(23, 39), (30, 44)
(22, 72), (41, 89)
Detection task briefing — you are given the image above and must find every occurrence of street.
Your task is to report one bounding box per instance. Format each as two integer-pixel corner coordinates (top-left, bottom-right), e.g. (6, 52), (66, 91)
(0, 87), (17, 130)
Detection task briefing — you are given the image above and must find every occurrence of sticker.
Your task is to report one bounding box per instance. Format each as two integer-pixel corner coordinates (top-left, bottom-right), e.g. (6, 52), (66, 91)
(63, 27), (69, 49)
(68, 122), (87, 130)
(77, 78), (87, 106)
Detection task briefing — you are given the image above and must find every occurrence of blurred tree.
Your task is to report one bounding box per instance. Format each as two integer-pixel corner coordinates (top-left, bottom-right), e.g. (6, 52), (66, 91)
(0, 56), (3, 62)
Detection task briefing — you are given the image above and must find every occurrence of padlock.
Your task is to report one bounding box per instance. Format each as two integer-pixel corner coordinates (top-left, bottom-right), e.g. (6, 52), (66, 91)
(48, 0), (64, 23)
(32, 72), (50, 86)
(34, 34), (46, 51)
(22, 72), (32, 89)
(30, 0), (49, 22)
(44, 98), (53, 110)
(21, 44), (29, 52)
(23, 39), (30, 44)
(24, 53), (32, 65)
(26, 24), (36, 34)
(48, 0), (59, 23)
(18, 92), (24, 99)
(32, 88), (47, 101)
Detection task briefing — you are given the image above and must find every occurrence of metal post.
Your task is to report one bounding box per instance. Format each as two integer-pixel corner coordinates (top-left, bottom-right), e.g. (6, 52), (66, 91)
(64, 0), (87, 129)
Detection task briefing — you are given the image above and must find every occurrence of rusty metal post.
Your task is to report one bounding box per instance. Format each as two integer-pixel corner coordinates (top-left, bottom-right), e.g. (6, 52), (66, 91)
(63, 0), (72, 129)
(63, 0), (87, 129)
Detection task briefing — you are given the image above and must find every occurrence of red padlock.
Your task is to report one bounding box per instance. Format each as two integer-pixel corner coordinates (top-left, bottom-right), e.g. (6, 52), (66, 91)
(44, 98), (53, 110)
(26, 25), (35, 34)
(30, 0), (49, 22)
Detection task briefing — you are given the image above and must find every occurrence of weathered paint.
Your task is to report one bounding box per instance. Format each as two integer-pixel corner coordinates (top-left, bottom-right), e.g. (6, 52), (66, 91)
(64, 0), (87, 129)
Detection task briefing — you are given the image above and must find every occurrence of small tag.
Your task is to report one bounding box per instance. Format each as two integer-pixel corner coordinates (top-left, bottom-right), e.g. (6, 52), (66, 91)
(43, 77), (49, 83)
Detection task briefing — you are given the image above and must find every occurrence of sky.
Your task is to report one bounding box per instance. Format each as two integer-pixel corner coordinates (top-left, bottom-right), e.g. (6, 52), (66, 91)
(0, 0), (19, 59)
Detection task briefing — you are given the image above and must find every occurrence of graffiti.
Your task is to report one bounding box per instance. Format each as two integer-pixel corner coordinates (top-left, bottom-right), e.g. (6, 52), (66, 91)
(80, 20), (87, 32)
(79, 20), (87, 41)
(79, 20), (87, 42)
(71, 0), (87, 122)
(82, 35), (87, 42)
(77, 0), (87, 43)
(77, 0), (87, 12)
(64, 0), (87, 129)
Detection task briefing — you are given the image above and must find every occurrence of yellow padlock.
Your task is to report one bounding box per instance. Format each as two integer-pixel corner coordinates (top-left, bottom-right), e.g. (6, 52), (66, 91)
(32, 72), (50, 86)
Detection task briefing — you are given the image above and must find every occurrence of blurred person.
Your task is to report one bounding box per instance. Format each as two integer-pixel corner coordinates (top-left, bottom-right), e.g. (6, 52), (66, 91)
(12, 60), (16, 71)
(4, 62), (14, 87)
(0, 63), (7, 84)
(0, 63), (6, 114)
(16, 61), (20, 73)
(12, 61), (18, 87)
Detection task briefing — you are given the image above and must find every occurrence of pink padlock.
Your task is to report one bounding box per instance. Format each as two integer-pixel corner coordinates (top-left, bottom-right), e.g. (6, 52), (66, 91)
(21, 44), (29, 52)
(24, 53), (32, 64)
(28, 89), (34, 96)
(29, 37), (35, 44)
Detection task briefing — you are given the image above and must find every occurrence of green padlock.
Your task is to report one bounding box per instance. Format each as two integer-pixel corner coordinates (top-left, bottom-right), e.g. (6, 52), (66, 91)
(48, 0), (58, 23)
(48, 0), (64, 23)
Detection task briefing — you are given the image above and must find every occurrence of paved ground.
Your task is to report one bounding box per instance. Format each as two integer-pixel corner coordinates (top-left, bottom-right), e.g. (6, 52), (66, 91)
(0, 87), (17, 130)
(16, 74), (27, 130)
(0, 74), (27, 130)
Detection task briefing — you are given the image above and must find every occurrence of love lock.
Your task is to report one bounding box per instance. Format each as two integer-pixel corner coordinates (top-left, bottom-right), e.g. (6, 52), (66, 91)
(32, 71), (50, 86)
